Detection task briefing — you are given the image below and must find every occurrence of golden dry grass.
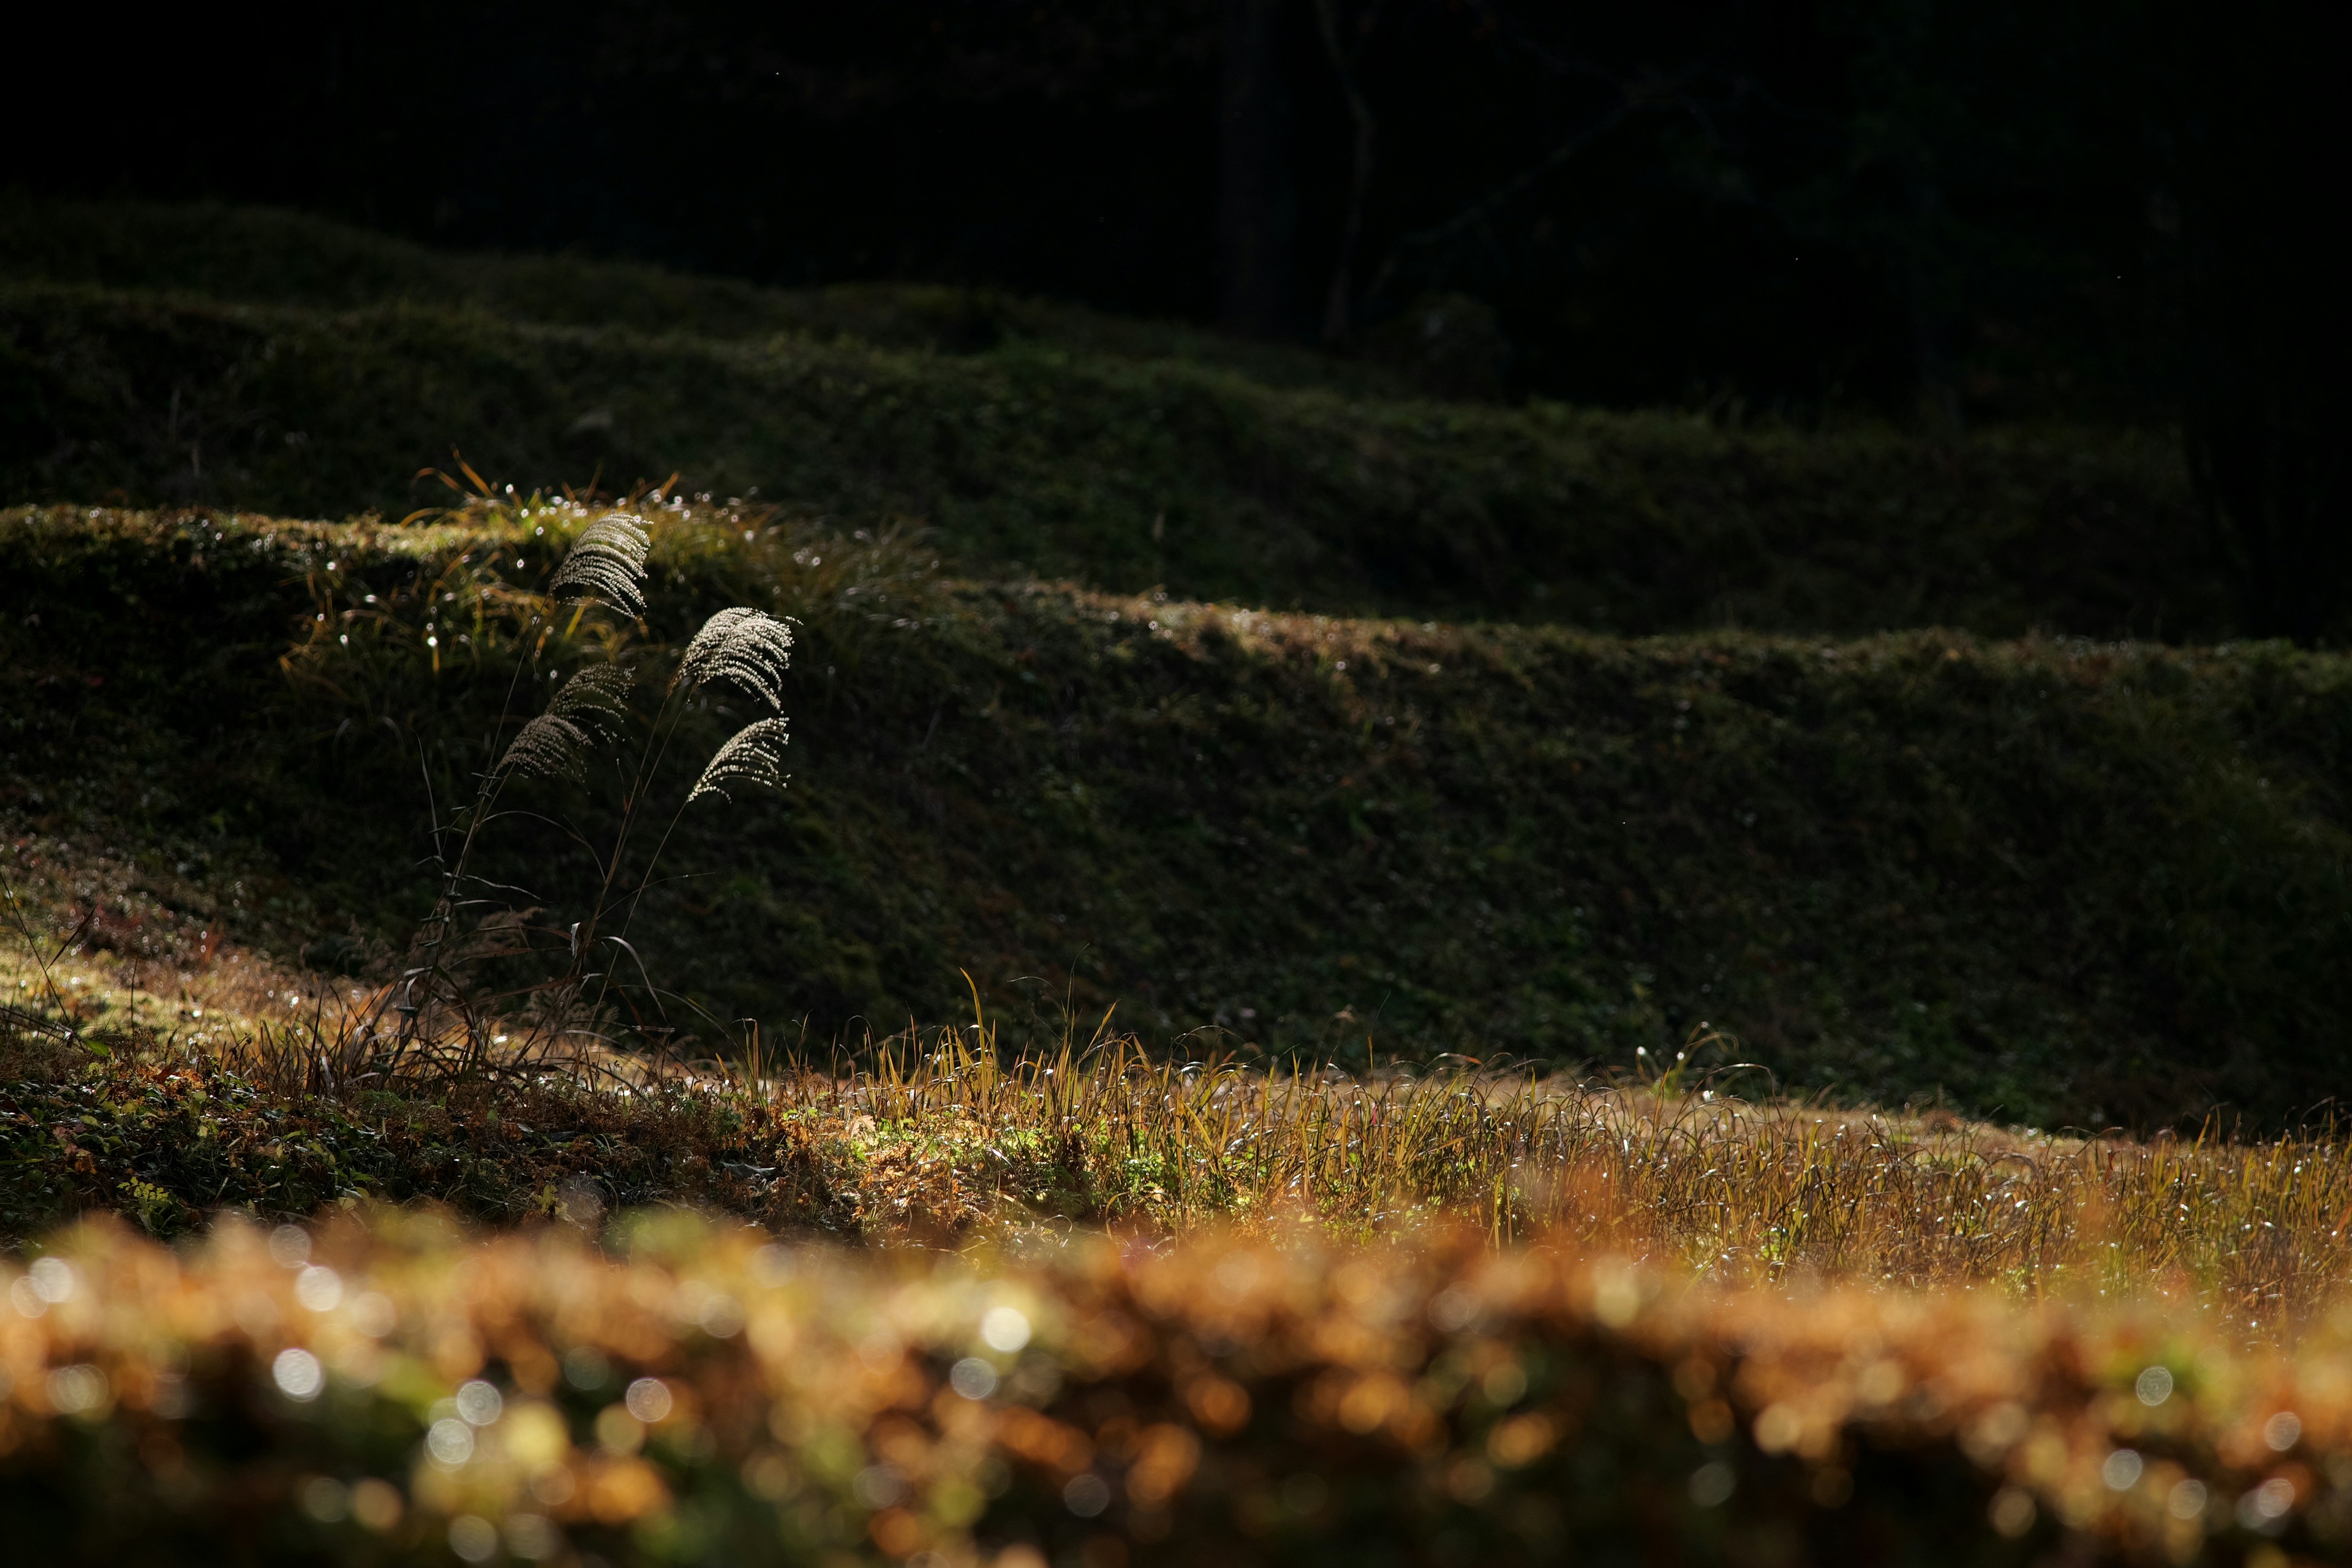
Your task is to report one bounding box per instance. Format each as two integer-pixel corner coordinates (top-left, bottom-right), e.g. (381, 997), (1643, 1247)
(11, 946), (2352, 1341)
(726, 1031), (2352, 1339)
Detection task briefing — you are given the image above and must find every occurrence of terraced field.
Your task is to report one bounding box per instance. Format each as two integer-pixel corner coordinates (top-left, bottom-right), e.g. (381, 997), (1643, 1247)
(2, 205), (2348, 1566)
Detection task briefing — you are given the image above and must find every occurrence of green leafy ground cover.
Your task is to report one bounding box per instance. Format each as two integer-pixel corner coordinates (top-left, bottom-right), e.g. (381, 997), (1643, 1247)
(4, 504), (2345, 1129)
(0, 203), (2212, 639)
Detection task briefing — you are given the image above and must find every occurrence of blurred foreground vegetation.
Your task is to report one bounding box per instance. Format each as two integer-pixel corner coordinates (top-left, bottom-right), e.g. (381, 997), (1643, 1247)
(1, 1185), (2348, 1564)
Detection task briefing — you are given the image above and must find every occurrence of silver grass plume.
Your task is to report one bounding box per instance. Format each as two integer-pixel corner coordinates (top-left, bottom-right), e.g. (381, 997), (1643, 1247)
(496, 664), (635, 780)
(547, 514), (651, 617)
(674, 606), (794, 708)
(688, 717), (791, 804)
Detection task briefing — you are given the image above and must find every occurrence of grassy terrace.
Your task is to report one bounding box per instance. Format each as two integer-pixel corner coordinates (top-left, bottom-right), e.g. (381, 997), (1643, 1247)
(1, 202), (2209, 639)
(4, 502), (2347, 1127)
(4, 205), (2349, 1565)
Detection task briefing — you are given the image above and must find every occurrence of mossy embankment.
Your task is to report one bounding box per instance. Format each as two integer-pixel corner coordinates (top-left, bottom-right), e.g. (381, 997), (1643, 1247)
(0, 198), (1417, 393)
(0, 203), (2212, 639)
(5, 505), (2346, 1129)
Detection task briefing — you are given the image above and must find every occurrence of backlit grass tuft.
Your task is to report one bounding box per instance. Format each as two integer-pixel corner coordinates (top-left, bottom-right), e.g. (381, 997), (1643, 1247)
(10, 1012), (2352, 1342)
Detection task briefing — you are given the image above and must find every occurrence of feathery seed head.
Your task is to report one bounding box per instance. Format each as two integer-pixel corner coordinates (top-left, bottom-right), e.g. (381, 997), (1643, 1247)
(497, 665), (635, 780)
(688, 717), (791, 805)
(548, 514), (651, 617)
(676, 607), (794, 709)
(496, 714), (598, 781)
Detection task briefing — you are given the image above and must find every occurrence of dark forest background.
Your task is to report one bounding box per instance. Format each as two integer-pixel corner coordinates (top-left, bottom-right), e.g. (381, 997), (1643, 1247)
(10, 0), (2346, 637)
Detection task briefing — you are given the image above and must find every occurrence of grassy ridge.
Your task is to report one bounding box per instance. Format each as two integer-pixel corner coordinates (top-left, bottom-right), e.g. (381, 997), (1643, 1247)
(0, 198), (1419, 393)
(0, 205), (2213, 638)
(4, 504), (2346, 1127)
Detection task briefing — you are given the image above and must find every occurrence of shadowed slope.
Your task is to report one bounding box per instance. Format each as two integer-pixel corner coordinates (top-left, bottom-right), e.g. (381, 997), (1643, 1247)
(3, 505), (2344, 1127)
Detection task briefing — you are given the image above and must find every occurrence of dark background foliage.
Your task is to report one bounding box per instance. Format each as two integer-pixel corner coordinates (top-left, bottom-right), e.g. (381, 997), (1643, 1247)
(13, 0), (2345, 635)
(0, 4), (2326, 405)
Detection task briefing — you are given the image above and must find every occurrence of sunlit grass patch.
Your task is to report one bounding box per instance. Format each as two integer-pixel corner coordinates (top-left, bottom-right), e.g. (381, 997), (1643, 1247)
(10, 999), (2352, 1344)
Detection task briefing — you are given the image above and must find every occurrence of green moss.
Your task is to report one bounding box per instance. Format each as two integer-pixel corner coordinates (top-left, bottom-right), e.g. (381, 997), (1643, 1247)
(5, 506), (2345, 1129)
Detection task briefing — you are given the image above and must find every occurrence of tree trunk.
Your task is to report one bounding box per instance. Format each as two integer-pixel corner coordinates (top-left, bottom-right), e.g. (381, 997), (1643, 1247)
(1218, 0), (1295, 337)
(1313, 0), (1379, 348)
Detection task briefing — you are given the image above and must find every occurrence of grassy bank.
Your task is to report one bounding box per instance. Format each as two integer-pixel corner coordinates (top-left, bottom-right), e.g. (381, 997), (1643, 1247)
(0, 198), (1419, 394)
(12, 1014), (2352, 1317)
(0, 203), (2212, 639)
(4, 503), (2345, 1126)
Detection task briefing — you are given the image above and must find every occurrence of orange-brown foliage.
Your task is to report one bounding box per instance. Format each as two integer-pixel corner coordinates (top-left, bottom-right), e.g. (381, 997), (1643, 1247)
(1, 1210), (2348, 1565)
